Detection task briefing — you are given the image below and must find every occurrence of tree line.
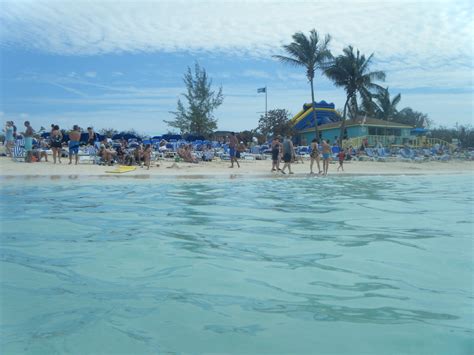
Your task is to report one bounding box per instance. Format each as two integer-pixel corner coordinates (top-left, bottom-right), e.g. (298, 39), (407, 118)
(164, 29), (471, 148)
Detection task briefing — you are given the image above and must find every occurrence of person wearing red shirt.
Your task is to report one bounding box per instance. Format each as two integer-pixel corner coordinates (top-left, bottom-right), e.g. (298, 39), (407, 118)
(337, 149), (346, 172)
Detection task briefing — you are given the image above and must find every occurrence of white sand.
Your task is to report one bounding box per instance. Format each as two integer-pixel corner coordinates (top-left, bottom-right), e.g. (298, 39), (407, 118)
(1, 156), (473, 178)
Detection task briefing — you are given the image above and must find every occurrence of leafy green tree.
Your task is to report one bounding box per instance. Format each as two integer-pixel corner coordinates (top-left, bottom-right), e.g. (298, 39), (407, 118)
(166, 63), (223, 137)
(430, 124), (474, 148)
(325, 45), (385, 143)
(273, 29), (332, 139)
(394, 107), (431, 128)
(99, 128), (118, 138)
(257, 109), (293, 138)
(374, 87), (401, 121)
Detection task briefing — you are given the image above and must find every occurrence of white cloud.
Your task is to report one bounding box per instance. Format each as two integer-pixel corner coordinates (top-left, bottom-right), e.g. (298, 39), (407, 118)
(1, 0), (472, 90)
(84, 71), (97, 78)
(242, 70), (271, 79)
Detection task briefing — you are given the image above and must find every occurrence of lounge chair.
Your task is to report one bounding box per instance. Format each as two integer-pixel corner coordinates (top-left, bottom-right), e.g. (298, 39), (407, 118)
(12, 141), (26, 162)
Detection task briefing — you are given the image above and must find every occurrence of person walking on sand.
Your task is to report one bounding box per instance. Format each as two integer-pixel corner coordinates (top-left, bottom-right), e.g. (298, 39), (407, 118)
(271, 136), (281, 172)
(281, 135), (295, 175)
(228, 132), (240, 168)
(23, 121), (34, 163)
(310, 138), (322, 175)
(321, 139), (331, 176)
(50, 124), (63, 164)
(68, 125), (81, 165)
(337, 149), (346, 172)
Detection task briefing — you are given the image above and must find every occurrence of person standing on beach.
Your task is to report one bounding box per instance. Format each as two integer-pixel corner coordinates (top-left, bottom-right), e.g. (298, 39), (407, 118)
(143, 144), (152, 170)
(4, 121), (15, 157)
(310, 138), (322, 175)
(321, 139), (331, 176)
(337, 149), (345, 172)
(68, 125), (81, 165)
(281, 135), (295, 174)
(86, 127), (97, 146)
(228, 132), (240, 168)
(50, 125), (63, 164)
(23, 121), (34, 162)
(271, 137), (281, 172)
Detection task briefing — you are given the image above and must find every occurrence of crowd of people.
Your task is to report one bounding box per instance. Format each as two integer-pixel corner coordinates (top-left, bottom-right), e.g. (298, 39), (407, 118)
(3, 121), (354, 175)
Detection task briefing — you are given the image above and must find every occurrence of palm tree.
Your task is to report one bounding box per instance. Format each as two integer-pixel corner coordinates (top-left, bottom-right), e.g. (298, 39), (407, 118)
(273, 29), (332, 139)
(374, 87), (401, 121)
(325, 45), (385, 143)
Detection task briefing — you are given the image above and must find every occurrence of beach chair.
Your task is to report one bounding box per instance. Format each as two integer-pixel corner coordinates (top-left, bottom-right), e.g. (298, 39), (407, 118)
(12, 143), (26, 162)
(364, 148), (377, 161)
(78, 146), (98, 164)
(12, 138), (26, 162)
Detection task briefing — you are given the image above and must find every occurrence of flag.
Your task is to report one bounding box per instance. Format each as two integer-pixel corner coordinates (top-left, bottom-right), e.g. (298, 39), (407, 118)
(257, 87), (266, 93)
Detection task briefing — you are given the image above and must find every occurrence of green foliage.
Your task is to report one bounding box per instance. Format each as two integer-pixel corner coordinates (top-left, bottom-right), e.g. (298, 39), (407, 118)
(237, 130), (258, 144)
(273, 29), (332, 137)
(325, 45), (385, 120)
(325, 45), (385, 142)
(257, 109), (293, 138)
(118, 129), (144, 139)
(166, 63), (223, 137)
(99, 128), (118, 138)
(374, 87), (401, 120)
(430, 124), (474, 148)
(393, 107), (431, 128)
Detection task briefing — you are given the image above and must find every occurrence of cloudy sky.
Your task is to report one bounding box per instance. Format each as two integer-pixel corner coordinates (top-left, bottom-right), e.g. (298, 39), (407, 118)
(0, 0), (472, 134)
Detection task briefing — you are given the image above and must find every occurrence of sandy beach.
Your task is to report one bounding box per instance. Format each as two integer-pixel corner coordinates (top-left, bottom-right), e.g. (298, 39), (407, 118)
(1, 156), (473, 178)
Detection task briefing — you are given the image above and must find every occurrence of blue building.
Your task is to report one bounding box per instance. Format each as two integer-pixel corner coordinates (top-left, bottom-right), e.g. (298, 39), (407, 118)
(291, 101), (413, 146)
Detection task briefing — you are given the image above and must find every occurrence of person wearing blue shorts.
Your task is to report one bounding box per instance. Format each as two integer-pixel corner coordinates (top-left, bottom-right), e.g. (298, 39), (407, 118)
(228, 132), (240, 168)
(68, 125), (81, 165)
(321, 139), (331, 176)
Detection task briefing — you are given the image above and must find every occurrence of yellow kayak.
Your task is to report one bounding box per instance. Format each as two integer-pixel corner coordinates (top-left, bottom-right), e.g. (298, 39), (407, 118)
(106, 165), (137, 174)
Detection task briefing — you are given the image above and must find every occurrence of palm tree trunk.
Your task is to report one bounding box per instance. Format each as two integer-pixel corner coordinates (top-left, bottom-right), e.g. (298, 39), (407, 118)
(310, 79), (319, 140)
(339, 95), (351, 146)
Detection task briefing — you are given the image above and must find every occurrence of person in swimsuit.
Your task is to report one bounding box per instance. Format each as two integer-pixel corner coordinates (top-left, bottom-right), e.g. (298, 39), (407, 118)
(337, 149), (346, 172)
(321, 139), (331, 176)
(143, 144), (152, 170)
(310, 138), (322, 175)
(68, 125), (81, 165)
(4, 121), (14, 157)
(23, 121), (34, 162)
(228, 132), (240, 168)
(271, 137), (281, 172)
(86, 127), (97, 146)
(50, 125), (63, 164)
(281, 135), (295, 174)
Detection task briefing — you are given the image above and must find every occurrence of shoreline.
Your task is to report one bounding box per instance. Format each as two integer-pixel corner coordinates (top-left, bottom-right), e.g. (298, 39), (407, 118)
(0, 156), (473, 179)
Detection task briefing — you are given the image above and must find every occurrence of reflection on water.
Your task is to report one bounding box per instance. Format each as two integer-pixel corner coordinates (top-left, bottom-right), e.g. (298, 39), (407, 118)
(0, 175), (473, 354)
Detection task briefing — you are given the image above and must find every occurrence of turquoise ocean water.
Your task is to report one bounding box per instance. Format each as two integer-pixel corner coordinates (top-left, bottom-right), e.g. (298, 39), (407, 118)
(0, 174), (473, 354)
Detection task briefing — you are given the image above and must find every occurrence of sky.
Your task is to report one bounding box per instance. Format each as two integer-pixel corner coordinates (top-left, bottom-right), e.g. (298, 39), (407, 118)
(0, 0), (472, 135)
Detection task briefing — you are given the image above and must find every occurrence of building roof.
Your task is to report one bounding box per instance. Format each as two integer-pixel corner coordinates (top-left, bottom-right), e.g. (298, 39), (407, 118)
(296, 117), (413, 133)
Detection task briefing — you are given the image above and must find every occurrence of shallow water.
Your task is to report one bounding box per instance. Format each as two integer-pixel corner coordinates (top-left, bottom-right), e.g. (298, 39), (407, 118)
(1, 174), (473, 354)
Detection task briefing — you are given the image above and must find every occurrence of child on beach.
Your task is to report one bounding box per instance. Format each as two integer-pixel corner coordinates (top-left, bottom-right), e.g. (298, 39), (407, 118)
(337, 149), (345, 172)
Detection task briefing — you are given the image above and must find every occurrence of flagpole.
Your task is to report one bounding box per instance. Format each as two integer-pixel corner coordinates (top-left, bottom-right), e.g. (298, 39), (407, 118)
(265, 86), (267, 120)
